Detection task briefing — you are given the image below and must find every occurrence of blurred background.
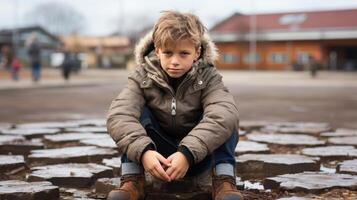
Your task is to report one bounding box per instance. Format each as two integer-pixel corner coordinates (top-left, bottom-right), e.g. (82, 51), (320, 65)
(0, 0), (356, 128)
(1, 0), (357, 71)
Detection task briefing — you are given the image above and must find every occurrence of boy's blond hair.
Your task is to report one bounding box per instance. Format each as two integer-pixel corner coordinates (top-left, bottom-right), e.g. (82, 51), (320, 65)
(152, 11), (206, 49)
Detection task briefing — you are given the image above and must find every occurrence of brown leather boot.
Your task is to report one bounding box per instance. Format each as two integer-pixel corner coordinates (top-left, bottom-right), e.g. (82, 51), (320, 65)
(107, 175), (145, 200)
(212, 175), (244, 200)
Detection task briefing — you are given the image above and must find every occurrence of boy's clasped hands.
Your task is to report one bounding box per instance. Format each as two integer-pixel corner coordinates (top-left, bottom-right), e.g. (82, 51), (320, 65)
(141, 150), (189, 182)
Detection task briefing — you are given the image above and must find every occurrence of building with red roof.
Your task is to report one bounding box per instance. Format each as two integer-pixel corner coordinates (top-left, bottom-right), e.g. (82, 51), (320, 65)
(210, 9), (357, 70)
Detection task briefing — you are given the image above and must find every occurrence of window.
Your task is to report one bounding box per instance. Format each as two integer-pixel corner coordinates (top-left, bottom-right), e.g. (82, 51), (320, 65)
(279, 14), (307, 25)
(243, 53), (261, 64)
(297, 52), (311, 65)
(269, 53), (287, 64)
(221, 53), (238, 64)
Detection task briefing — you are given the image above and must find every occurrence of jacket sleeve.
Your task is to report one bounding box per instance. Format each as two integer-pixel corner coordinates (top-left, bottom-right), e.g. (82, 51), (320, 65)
(107, 70), (154, 164)
(179, 68), (239, 164)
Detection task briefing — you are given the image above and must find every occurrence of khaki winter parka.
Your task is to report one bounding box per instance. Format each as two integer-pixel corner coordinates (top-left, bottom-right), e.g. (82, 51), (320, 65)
(107, 32), (239, 164)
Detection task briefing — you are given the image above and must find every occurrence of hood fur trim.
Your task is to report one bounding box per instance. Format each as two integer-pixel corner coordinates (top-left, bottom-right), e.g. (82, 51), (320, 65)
(134, 31), (219, 66)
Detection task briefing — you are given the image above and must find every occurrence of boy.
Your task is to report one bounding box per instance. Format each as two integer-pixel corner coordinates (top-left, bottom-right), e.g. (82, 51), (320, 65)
(107, 11), (243, 200)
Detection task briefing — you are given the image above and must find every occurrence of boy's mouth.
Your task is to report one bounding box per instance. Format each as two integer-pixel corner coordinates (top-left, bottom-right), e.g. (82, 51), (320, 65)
(167, 68), (181, 72)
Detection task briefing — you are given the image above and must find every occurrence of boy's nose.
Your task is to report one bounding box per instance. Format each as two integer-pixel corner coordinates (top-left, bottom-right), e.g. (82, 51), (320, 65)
(171, 62), (179, 67)
(171, 56), (180, 66)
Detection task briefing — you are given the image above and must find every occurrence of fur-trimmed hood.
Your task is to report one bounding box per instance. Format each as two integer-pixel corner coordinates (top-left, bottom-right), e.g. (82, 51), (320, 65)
(134, 31), (219, 66)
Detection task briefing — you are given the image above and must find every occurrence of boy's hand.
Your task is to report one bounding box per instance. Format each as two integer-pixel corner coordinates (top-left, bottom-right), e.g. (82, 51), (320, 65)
(166, 152), (189, 181)
(141, 150), (172, 182)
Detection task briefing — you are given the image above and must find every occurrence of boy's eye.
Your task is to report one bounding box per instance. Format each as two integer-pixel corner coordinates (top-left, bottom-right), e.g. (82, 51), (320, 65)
(162, 51), (172, 55)
(180, 52), (190, 57)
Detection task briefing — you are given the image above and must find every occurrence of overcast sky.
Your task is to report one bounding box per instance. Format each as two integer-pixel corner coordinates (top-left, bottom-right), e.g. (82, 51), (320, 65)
(1, 0), (357, 36)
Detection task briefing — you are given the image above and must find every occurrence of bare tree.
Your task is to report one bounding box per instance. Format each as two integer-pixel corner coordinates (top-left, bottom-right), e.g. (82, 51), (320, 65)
(111, 13), (155, 37)
(25, 1), (86, 36)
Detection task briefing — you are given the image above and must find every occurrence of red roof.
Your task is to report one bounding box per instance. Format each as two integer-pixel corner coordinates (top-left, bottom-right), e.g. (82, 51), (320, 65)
(211, 9), (357, 33)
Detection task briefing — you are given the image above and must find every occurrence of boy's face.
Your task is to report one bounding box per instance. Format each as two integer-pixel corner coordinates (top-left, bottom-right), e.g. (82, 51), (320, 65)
(155, 39), (200, 78)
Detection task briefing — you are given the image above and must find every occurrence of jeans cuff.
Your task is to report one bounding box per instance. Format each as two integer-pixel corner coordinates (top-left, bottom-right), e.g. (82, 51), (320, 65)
(215, 163), (235, 177)
(121, 163), (142, 175)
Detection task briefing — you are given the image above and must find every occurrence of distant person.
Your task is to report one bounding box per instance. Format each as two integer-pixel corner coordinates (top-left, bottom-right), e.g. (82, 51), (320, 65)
(61, 51), (74, 81)
(0, 45), (13, 71)
(308, 55), (319, 78)
(10, 55), (22, 81)
(106, 11), (242, 200)
(26, 34), (42, 82)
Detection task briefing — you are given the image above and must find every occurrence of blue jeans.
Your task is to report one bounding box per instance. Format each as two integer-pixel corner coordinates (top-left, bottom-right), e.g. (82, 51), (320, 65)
(31, 63), (41, 82)
(121, 107), (238, 177)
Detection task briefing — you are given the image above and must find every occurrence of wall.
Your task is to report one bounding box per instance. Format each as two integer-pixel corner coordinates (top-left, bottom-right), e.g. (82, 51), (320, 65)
(215, 40), (323, 70)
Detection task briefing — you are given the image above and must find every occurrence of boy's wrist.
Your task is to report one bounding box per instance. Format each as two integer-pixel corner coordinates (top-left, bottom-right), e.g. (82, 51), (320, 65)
(140, 143), (156, 163)
(177, 145), (194, 166)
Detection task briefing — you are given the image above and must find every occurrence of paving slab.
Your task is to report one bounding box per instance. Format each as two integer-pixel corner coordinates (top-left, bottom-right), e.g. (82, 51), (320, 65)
(243, 180), (264, 190)
(145, 168), (212, 197)
(247, 133), (325, 146)
(337, 159), (357, 175)
(72, 119), (106, 127)
(96, 175), (237, 200)
(262, 122), (331, 135)
(95, 170), (214, 200)
(327, 136), (357, 146)
(235, 141), (270, 155)
(28, 163), (113, 188)
(277, 197), (315, 200)
(146, 171), (212, 200)
(60, 188), (93, 199)
(65, 127), (107, 133)
(95, 177), (121, 195)
(0, 180), (59, 200)
(320, 164), (336, 173)
(44, 133), (109, 143)
(0, 155), (25, 173)
(146, 170), (211, 192)
(321, 128), (357, 137)
(239, 129), (247, 136)
(28, 146), (118, 166)
(301, 146), (357, 160)
(1, 128), (60, 139)
(146, 191), (211, 200)
(236, 154), (320, 179)
(16, 121), (80, 129)
(239, 120), (271, 131)
(80, 137), (117, 148)
(264, 172), (357, 193)
(0, 135), (25, 144)
(236, 177), (245, 190)
(0, 138), (44, 155)
(0, 123), (13, 133)
(102, 157), (121, 176)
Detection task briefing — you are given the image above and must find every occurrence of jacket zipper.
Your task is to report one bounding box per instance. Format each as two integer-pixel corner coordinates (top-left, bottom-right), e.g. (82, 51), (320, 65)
(170, 72), (195, 133)
(171, 97), (176, 116)
(149, 75), (177, 132)
(149, 72), (195, 133)
(171, 97), (176, 132)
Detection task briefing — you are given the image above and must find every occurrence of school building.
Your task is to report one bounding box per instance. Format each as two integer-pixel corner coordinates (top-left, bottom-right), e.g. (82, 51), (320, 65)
(210, 9), (357, 70)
